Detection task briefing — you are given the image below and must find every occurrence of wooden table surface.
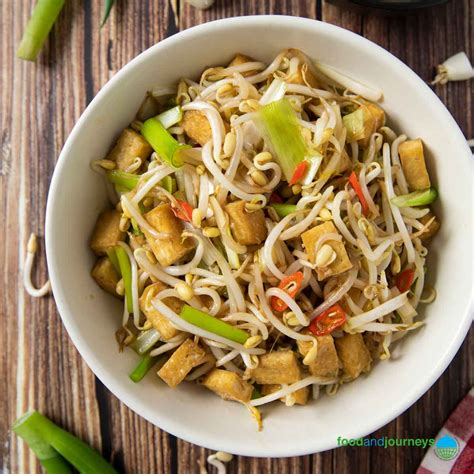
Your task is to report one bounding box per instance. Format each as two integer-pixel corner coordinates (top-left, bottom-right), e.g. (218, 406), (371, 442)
(1, 0), (473, 473)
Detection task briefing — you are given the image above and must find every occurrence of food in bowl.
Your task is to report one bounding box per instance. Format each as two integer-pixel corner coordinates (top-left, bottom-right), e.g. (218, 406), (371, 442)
(88, 48), (440, 425)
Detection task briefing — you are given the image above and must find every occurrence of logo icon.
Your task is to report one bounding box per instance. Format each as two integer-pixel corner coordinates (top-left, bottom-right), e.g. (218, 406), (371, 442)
(434, 435), (460, 461)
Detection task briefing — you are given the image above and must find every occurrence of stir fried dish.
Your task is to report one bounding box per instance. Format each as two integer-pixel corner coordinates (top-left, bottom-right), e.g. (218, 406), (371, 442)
(89, 49), (440, 426)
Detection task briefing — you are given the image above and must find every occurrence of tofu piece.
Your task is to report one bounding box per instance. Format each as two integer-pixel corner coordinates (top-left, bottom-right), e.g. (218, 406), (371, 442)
(301, 221), (352, 280)
(139, 282), (183, 341)
(286, 49), (319, 88)
(202, 369), (253, 403)
(359, 104), (385, 148)
(335, 333), (372, 380)
(225, 200), (267, 245)
(182, 110), (212, 146)
(344, 104), (385, 148)
(107, 128), (152, 171)
(398, 139), (431, 191)
(91, 257), (120, 297)
(419, 212), (440, 242)
(228, 53), (258, 77)
(158, 338), (206, 387)
(90, 210), (125, 255)
(247, 351), (301, 385)
(297, 335), (340, 378)
(144, 203), (195, 267)
(261, 384), (309, 405)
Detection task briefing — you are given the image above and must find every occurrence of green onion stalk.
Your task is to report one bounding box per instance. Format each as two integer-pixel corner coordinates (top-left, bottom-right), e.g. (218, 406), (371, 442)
(141, 106), (189, 168)
(115, 246), (133, 313)
(13, 411), (117, 474)
(17, 0), (66, 61)
(391, 187), (438, 208)
(255, 99), (309, 182)
(269, 203), (297, 218)
(107, 170), (140, 191)
(129, 354), (159, 383)
(180, 305), (249, 344)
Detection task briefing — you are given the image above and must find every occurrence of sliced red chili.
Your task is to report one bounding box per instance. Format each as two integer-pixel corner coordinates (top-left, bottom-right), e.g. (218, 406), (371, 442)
(308, 304), (346, 336)
(289, 161), (308, 186)
(269, 192), (283, 204)
(271, 272), (304, 312)
(171, 199), (193, 223)
(395, 268), (415, 293)
(348, 171), (369, 216)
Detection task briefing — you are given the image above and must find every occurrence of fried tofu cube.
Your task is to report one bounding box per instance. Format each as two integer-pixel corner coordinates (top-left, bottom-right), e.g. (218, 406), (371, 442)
(335, 333), (372, 380)
(182, 110), (212, 146)
(144, 203), (195, 267)
(225, 200), (267, 245)
(286, 49), (319, 88)
(297, 335), (340, 378)
(301, 221), (352, 280)
(228, 53), (258, 77)
(90, 210), (125, 255)
(357, 103), (385, 147)
(344, 104), (385, 148)
(107, 128), (152, 171)
(139, 282), (183, 341)
(91, 257), (120, 297)
(261, 384), (309, 405)
(202, 369), (253, 403)
(158, 338), (206, 388)
(398, 139), (431, 191)
(247, 351), (301, 385)
(419, 212), (440, 242)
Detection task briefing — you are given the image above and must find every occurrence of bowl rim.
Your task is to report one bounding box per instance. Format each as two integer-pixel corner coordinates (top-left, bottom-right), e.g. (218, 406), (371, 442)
(45, 15), (474, 457)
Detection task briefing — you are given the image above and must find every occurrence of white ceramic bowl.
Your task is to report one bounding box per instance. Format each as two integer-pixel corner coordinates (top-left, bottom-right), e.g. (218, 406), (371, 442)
(45, 16), (473, 457)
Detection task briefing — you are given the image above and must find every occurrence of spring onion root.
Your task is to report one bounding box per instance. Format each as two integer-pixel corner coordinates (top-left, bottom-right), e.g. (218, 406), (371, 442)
(24, 233), (51, 298)
(13, 411), (117, 474)
(432, 52), (474, 85)
(17, 0), (65, 61)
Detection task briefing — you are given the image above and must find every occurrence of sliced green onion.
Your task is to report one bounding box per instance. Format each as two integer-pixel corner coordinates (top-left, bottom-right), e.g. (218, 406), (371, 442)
(129, 354), (158, 383)
(132, 328), (161, 355)
(101, 0), (116, 27)
(161, 175), (177, 194)
(256, 99), (309, 182)
(13, 411), (117, 474)
(106, 170), (139, 191)
(179, 305), (249, 345)
(157, 106), (183, 129)
(270, 203), (297, 218)
(342, 108), (366, 141)
(141, 117), (190, 168)
(17, 0), (65, 61)
(106, 248), (120, 273)
(13, 413), (71, 474)
(391, 187), (438, 208)
(115, 246), (133, 313)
